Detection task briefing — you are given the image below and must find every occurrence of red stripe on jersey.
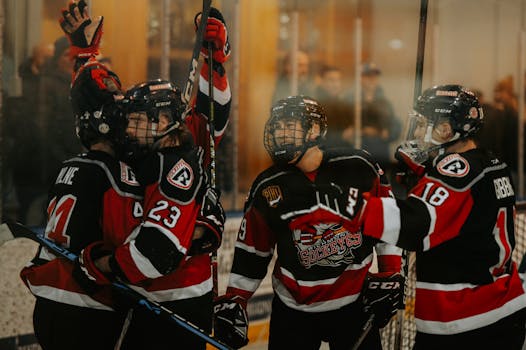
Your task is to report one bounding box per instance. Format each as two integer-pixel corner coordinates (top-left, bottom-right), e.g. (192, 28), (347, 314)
(20, 258), (113, 306)
(413, 178), (474, 249)
(200, 61), (229, 91)
(415, 268), (525, 323)
(138, 254), (212, 292)
(114, 244), (148, 284)
(377, 254), (402, 272)
(242, 206), (277, 253)
(102, 188), (141, 248)
(274, 263), (370, 305)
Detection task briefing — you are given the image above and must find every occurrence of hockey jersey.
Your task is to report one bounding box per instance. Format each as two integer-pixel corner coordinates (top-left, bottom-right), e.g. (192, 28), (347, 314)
(363, 149), (526, 334)
(20, 151), (143, 310)
(111, 61), (231, 302)
(226, 148), (402, 312)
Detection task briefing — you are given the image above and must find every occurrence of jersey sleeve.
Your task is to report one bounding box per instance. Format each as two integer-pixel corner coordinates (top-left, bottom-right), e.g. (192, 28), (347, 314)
(226, 198), (276, 301)
(363, 174), (473, 252)
(112, 152), (205, 284)
(184, 60), (231, 167)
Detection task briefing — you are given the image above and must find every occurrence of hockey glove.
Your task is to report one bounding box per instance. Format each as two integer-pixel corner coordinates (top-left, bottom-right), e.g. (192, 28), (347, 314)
(59, 0), (103, 60)
(213, 295), (249, 349)
(288, 201), (365, 236)
(394, 144), (427, 188)
(194, 8), (231, 63)
(189, 187), (225, 255)
(362, 272), (404, 328)
(72, 241), (112, 295)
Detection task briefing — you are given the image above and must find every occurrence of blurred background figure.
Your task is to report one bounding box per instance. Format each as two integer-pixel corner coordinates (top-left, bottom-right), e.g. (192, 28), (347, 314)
(272, 49), (315, 103)
(314, 64), (353, 148)
(5, 42), (54, 224)
(346, 62), (401, 171)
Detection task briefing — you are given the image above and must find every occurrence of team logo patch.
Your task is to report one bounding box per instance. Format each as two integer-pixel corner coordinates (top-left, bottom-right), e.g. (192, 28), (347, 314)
(120, 162), (140, 186)
(437, 154), (470, 177)
(167, 159), (194, 189)
(262, 185), (283, 208)
(292, 223), (362, 268)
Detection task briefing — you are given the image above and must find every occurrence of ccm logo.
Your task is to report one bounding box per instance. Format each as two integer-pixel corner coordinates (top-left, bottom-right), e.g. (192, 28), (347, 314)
(368, 282), (401, 289)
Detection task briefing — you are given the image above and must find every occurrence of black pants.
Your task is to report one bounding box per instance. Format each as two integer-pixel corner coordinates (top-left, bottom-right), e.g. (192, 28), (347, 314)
(120, 291), (213, 350)
(268, 295), (382, 350)
(413, 309), (526, 350)
(33, 296), (127, 350)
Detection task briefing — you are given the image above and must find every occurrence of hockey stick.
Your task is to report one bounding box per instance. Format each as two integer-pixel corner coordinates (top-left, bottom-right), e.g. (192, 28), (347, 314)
(0, 222), (233, 350)
(181, 0), (212, 109)
(207, 42), (219, 298)
(413, 0), (428, 106)
(350, 313), (374, 350)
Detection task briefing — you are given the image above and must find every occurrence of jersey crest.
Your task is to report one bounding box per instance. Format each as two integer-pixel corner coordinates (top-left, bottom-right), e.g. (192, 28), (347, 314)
(292, 223), (362, 268)
(167, 159), (194, 189)
(120, 162), (140, 186)
(262, 185), (283, 208)
(437, 154), (470, 177)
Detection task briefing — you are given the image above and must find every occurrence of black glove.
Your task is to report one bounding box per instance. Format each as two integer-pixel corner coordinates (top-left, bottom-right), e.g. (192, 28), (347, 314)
(72, 241), (112, 294)
(362, 272), (404, 328)
(194, 7), (231, 63)
(59, 0), (103, 60)
(189, 187), (225, 255)
(213, 295), (249, 349)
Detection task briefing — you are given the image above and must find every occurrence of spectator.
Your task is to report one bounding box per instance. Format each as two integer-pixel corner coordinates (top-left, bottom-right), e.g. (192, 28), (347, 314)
(272, 50), (315, 103)
(39, 36), (83, 184)
(314, 65), (354, 148)
(347, 62), (401, 171)
(9, 43), (54, 224)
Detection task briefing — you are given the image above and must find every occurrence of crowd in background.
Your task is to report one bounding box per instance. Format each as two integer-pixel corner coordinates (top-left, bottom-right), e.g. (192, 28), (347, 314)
(2, 40), (526, 224)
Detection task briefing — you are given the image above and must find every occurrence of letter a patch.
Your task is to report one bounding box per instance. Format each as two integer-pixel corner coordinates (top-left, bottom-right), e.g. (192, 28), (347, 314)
(167, 159), (194, 189)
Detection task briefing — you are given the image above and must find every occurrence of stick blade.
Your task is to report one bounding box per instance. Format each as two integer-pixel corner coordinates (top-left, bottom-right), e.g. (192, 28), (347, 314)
(0, 222), (36, 247)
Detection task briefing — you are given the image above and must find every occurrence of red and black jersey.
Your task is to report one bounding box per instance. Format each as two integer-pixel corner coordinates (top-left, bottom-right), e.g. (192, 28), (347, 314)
(20, 150), (143, 310)
(112, 62), (231, 302)
(226, 148), (401, 312)
(363, 148), (526, 334)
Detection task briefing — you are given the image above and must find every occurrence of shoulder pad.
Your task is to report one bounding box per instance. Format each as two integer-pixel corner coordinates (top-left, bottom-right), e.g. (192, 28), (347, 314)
(428, 151), (481, 189)
(65, 154), (143, 199)
(243, 166), (290, 212)
(159, 147), (206, 204)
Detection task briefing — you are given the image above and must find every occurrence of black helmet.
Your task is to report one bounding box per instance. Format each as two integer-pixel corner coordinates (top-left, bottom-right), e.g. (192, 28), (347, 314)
(264, 95), (327, 166)
(120, 79), (185, 160)
(70, 61), (126, 150)
(414, 84), (483, 139)
(400, 84), (484, 163)
(121, 79), (184, 128)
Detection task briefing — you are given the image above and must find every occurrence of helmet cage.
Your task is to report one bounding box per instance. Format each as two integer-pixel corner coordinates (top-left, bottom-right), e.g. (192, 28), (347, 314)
(121, 80), (185, 157)
(264, 96), (327, 166)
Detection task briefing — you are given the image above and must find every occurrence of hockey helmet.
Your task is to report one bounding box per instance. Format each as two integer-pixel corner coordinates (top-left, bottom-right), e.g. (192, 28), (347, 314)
(400, 84), (484, 163)
(70, 61), (126, 150)
(120, 79), (185, 158)
(264, 95), (327, 166)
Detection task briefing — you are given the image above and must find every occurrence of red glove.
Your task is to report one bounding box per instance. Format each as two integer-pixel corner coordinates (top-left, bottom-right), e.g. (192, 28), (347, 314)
(72, 241), (112, 294)
(59, 0), (103, 60)
(194, 8), (231, 63)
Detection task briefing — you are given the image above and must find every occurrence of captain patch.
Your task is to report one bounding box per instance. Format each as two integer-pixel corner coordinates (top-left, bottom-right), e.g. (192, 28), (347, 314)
(120, 162), (140, 186)
(437, 154), (469, 177)
(167, 159), (194, 189)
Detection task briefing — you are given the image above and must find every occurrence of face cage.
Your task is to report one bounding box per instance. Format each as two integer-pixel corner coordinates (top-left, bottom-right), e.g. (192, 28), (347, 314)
(264, 116), (309, 166)
(123, 111), (161, 159)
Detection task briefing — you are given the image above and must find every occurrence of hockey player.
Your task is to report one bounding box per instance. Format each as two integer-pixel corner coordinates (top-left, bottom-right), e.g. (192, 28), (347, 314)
(19, 57), (143, 349)
(213, 95), (403, 349)
(58, 1), (231, 349)
(300, 85), (526, 349)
